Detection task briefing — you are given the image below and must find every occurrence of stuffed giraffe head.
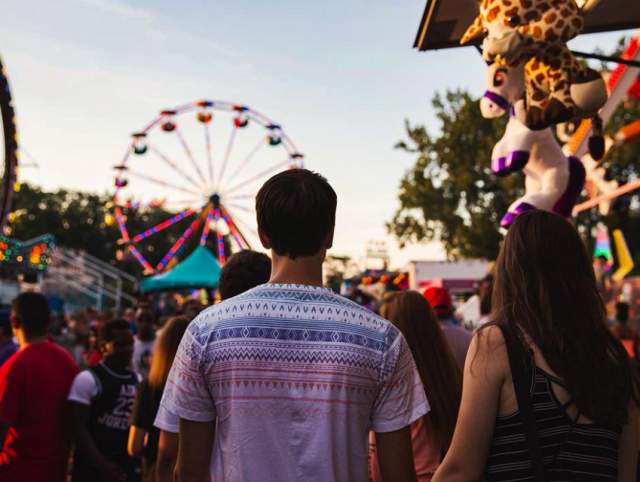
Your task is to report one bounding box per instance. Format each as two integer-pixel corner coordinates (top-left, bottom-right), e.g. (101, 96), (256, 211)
(480, 58), (525, 118)
(461, 0), (584, 64)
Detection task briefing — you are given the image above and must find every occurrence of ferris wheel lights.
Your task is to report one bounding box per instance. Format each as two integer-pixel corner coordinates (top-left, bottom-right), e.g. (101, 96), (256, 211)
(133, 144), (148, 155)
(197, 100), (213, 108)
(131, 132), (148, 154)
(232, 104), (248, 112)
(291, 152), (304, 159)
(234, 116), (249, 128)
(113, 164), (128, 171)
(161, 121), (176, 132)
(197, 111), (213, 123)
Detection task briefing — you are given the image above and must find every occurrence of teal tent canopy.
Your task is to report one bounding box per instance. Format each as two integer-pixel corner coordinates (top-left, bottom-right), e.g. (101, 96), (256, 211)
(140, 246), (221, 293)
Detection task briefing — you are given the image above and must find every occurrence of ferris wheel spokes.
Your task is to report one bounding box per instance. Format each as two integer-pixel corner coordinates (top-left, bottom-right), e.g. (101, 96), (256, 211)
(204, 120), (215, 186)
(213, 207), (227, 264)
(223, 204), (259, 240)
(215, 125), (238, 192)
(126, 169), (200, 197)
(223, 136), (267, 188)
(156, 211), (206, 271)
(148, 145), (203, 191)
(220, 204), (251, 249)
(128, 244), (154, 273)
(199, 206), (215, 246)
(174, 127), (208, 187)
(131, 207), (198, 243)
(224, 158), (292, 196)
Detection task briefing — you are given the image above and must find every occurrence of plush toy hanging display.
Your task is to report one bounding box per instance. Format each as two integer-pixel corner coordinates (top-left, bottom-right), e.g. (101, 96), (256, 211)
(460, 0), (608, 144)
(479, 59), (586, 227)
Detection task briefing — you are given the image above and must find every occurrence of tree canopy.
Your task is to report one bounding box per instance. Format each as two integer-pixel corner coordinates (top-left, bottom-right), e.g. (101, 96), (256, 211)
(7, 183), (230, 276)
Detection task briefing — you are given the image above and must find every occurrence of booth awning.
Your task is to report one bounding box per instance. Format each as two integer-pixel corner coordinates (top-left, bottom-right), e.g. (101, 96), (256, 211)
(414, 0), (640, 51)
(140, 246), (221, 293)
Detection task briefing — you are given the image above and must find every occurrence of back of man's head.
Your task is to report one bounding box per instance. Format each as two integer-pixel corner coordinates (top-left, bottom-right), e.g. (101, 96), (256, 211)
(100, 318), (132, 344)
(0, 309), (11, 339)
(219, 250), (271, 300)
(12, 292), (50, 339)
(616, 302), (629, 324)
(256, 169), (337, 259)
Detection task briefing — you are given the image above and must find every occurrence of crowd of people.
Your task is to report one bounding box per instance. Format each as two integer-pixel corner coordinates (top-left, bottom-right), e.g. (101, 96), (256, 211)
(0, 168), (638, 482)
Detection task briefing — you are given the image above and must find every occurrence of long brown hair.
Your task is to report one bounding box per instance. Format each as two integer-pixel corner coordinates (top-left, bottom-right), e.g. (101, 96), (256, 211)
(148, 316), (190, 389)
(490, 210), (637, 426)
(381, 290), (462, 452)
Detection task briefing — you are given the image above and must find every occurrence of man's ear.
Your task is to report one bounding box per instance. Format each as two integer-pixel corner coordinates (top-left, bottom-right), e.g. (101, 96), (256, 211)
(258, 228), (271, 250)
(325, 225), (335, 250)
(10, 314), (20, 331)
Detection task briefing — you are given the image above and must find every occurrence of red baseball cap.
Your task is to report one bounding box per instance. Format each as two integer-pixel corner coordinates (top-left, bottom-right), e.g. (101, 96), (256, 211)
(422, 286), (453, 317)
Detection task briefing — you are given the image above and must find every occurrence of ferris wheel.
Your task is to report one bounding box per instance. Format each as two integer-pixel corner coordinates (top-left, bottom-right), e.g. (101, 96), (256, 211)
(0, 56), (18, 232)
(113, 99), (304, 274)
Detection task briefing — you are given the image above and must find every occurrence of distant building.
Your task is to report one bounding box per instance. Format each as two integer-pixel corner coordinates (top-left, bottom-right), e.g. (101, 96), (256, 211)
(404, 259), (488, 295)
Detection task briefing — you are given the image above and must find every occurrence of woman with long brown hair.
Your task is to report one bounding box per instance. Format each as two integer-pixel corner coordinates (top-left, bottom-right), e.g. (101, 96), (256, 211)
(127, 316), (190, 482)
(370, 290), (462, 481)
(434, 210), (639, 481)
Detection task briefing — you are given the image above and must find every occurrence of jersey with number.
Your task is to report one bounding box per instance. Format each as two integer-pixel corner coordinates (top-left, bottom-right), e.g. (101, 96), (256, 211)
(71, 362), (139, 481)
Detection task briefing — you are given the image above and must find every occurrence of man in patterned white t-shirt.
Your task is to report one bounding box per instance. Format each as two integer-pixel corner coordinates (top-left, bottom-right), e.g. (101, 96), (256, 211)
(161, 169), (429, 482)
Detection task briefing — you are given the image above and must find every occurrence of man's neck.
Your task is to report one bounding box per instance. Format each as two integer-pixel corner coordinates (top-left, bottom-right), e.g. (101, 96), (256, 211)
(269, 252), (324, 287)
(17, 332), (47, 350)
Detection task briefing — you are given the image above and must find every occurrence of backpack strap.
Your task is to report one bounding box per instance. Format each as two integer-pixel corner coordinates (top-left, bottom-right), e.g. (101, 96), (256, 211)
(498, 324), (546, 482)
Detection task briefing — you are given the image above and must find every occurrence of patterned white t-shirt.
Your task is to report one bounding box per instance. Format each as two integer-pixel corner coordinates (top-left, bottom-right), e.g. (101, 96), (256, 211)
(161, 283), (429, 482)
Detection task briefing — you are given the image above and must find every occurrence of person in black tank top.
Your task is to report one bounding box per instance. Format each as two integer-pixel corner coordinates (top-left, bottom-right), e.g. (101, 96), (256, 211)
(432, 211), (639, 482)
(68, 319), (141, 482)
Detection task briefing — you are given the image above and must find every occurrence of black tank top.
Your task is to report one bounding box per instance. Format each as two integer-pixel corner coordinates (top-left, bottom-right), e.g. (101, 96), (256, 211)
(72, 363), (139, 481)
(485, 366), (620, 481)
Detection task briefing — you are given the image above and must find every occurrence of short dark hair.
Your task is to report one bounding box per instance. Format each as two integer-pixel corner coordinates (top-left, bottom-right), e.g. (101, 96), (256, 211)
(219, 250), (271, 300)
(616, 302), (629, 324)
(256, 169), (337, 258)
(12, 292), (50, 337)
(99, 318), (131, 343)
(0, 309), (11, 337)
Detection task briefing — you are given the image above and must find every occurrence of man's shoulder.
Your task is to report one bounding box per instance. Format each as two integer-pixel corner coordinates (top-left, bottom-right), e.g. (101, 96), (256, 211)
(189, 284), (395, 339)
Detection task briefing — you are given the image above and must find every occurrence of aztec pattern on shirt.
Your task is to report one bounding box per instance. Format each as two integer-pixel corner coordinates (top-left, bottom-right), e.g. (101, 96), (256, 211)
(161, 283), (428, 482)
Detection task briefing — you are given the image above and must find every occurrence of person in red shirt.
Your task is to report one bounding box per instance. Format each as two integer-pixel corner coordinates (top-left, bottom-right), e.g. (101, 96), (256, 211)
(0, 292), (78, 482)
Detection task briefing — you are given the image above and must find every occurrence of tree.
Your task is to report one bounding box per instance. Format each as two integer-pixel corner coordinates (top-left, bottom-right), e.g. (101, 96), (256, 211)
(7, 183), (231, 276)
(388, 90), (516, 260)
(389, 89), (640, 264)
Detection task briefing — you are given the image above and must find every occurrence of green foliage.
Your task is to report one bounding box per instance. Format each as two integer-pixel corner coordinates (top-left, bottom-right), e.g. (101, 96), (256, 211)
(388, 90), (519, 259)
(8, 183), (230, 276)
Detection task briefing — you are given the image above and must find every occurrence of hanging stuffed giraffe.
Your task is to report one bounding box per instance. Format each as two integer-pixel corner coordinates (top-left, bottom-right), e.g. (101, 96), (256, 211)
(461, 0), (607, 135)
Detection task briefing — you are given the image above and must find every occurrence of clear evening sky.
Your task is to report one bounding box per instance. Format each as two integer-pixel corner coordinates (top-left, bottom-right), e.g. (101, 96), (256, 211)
(1, 0), (629, 267)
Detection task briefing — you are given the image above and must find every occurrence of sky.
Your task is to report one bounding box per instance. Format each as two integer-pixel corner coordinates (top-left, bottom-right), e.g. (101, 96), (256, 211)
(0, 0), (630, 269)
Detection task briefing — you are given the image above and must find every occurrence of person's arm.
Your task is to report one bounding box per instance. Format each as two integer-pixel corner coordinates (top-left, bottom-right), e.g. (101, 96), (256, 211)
(128, 379), (150, 457)
(156, 429), (179, 482)
(618, 402), (639, 482)
(127, 425), (146, 458)
(432, 326), (506, 482)
(69, 401), (125, 481)
(375, 426), (417, 482)
(371, 329), (430, 482)
(175, 419), (215, 482)
(160, 321), (216, 482)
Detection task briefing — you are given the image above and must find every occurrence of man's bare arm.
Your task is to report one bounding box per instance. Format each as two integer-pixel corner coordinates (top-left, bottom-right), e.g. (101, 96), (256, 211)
(375, 425), (417, 482)
(175, 418), (215, 482)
